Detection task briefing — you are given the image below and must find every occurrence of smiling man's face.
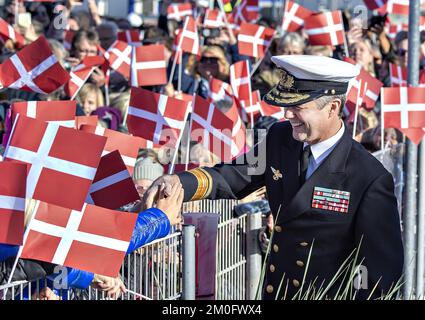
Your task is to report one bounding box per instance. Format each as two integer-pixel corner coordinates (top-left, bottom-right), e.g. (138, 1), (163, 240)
(283, 98), (340, 145)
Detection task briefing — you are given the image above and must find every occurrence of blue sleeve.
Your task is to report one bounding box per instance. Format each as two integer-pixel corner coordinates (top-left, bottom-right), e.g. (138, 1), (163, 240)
(66, 268), (94, 289)
(126, 208), (171, 254)
(46, 267), (94, 290)
(0, 244), (19, 262)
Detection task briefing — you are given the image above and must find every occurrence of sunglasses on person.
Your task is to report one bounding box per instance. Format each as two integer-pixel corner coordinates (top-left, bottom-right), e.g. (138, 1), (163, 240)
(200, 56), (219, 64)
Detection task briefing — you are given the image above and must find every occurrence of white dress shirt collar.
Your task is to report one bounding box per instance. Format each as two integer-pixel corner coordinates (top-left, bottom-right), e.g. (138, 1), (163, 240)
(303, 122), (345, 161)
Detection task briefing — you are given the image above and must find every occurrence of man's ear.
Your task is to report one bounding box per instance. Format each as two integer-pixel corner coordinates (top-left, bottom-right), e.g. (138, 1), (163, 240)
(329, 98), (342, 117)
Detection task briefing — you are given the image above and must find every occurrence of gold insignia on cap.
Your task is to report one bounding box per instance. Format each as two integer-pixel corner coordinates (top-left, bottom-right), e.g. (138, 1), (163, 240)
(265, 89), (310, 105)
(277, 69), (295, 89)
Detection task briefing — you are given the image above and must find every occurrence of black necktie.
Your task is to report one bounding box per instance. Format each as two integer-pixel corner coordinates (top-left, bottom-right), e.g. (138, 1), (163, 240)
(300, 145), (311, 185)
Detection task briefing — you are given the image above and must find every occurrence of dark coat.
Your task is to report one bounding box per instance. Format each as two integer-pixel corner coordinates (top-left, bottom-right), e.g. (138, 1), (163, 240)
(178, 121), (404, 300)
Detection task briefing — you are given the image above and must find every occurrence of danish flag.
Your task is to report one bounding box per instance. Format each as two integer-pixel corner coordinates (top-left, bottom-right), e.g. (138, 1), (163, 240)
(229, 0), (259, 25)
(191, 96), (234, 161)
(225, 99), (247, 157)
(0, 162), (27, 246)
(75, 115), (98, 130)
(63, 30), (75, 51)
(3, 116), (106, 211)
(104, 40), (132, 79)
(346, 68), (383, 112)
(21, 201), (137, 277)
(386, 24), (408, 41)
(204, 9), (225, 28)
(363, 0), (388, 9)
(79, 124), (144, 175)
(167, 3), (193, 22)
(127, 87), (190, 146)
(259, 101), (286, 121)
(117, 30), (141, 46)
(86, 151), (139, 210)
(378, 0), (409, 15)
(0, 18), (25, 48)
(381, 87), (425, 130)
(11, 100), (76, 128)
(281, 1), (313, 32)
(390, 63), (425, 87)
(208, 77), (233, 103)
(131, 44), (167, 87)
(238, 90), (262, 122)
(304, 11), (345, 46)
(230, 60), (252, 102)
(238, 22), (275, 58)
(65, 56), (105, 100)
(174, 17), (200, 57)
(0, 36), (70, 94)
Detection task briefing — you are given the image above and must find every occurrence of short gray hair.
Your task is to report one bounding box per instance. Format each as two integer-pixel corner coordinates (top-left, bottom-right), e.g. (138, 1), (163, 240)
(315, 94), (346, 118)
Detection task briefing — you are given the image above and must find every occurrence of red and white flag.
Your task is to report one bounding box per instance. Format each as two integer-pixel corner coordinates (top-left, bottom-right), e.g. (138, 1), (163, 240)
(238, 22), (274, 58)
(390, 63), (407, 87)
(389, 63), (425, 87)
(167, 3), (193, 22)
(0, 36), (70, 94)
(0, 18), (25, 48)
(204, 9), (225, 28)
(191, 96), (234, 161)
(104, 40), (132, 79)
(346, 68), (383, 112)
(174, 17), (200, 57)
(11, 100), (76, 128)
(63, 30), (75, 51)
(127, 87), (190, 146)
(363, 0), (388, 9)
(131, 44), (167, 87)
(304, 11), (345, 46)
(225, 99), (247, 157)
(238, 90), (262, 122)
(117, 30), (141, 46)
(378, 0), (409, 15)
(86, 151), (139, 210)
(21, 201), (137, 277)
(386, 24), (408, 41)
(0, 162), (27, 246)
(230, 60), (252, 101)
(65, 56), (105, 100)
(381, 87), (425, 130)
(281, 1), (313, 32)
(229, 0), (259, 25)
(80, 125), (144, 175)
(75, 115), (98, 130)
(208, 77), (233, 103)
(259, 100), (286, 121)
(3, 116), (106, 211)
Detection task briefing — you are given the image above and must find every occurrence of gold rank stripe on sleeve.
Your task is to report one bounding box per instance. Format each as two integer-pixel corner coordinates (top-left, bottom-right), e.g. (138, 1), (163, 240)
(188, 168), (213, 201)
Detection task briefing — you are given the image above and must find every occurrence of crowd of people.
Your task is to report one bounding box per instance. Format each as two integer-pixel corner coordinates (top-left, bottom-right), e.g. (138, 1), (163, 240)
(0, 0), (415, 300)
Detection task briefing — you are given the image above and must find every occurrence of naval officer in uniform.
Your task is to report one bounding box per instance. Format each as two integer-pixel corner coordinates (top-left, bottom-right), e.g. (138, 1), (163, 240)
(144, 55), (404, 299)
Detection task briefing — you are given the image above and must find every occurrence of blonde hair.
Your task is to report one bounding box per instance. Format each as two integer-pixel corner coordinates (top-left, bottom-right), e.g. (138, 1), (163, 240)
(77, 83), (104, 109)
(202, 45), (230, 78)
(110, 90), (130, 118)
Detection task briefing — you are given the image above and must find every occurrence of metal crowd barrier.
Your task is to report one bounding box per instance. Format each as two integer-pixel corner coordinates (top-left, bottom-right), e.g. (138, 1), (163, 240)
(1, 198), (260, 301)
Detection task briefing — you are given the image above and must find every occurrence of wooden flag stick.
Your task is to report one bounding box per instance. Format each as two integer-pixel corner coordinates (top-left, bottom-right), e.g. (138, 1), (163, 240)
(4, 200), (40, 299)
(352, 80), (363, 139)
(167, 17), (189, 87)
(168, 108), (191, 174)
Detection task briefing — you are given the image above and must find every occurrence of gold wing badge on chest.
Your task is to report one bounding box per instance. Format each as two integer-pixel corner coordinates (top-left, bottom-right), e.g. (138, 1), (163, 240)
(271, 166), (283, 181)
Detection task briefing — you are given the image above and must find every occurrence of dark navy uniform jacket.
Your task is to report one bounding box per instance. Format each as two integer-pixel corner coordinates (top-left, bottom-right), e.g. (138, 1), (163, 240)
(178, 120), (404, 299)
